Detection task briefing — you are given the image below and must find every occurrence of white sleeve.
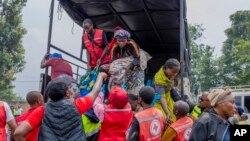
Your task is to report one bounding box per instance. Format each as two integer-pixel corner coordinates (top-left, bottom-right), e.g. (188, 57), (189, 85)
(3, 102), (14, 122)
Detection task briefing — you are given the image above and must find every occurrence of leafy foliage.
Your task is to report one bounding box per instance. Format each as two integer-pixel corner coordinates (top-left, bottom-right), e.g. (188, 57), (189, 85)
(189, 24), (219, 94)
(220, 10), (250, 86)
(0, 0), (27, 100)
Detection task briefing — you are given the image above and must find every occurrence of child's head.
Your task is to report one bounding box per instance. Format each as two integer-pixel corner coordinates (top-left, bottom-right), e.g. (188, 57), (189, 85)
(128, 94), (139, 111)
(108, 87), (128, 109)
(138, 86), (155, 106)
(163, 58), (180, 80)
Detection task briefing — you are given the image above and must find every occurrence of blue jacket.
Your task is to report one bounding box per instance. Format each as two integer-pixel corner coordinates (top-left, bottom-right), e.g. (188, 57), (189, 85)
(189, 109), (229, 141)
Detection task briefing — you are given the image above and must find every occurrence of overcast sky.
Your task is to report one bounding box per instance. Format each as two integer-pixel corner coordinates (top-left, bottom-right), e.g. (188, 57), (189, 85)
(13, 0), (250, 98)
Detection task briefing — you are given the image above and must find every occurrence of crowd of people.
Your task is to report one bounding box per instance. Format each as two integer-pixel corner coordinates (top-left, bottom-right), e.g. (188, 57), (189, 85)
(0, 18), (248, 141)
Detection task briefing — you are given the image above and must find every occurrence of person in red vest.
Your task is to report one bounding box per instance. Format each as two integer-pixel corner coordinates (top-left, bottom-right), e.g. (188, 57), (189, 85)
(82, 19), (110, 70)
(93, 87), (133, 141)
(0, 101), (17, 141)
(162, 100), (193, 141)
(40, 53), (73, 80)
(127, 86), (165, 141)
(16, 91), (44, 141)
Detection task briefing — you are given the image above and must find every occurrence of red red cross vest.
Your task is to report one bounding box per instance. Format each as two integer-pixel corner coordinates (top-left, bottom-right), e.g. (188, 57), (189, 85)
(98, 104), (133, 141)
(170, 116), (193, 141)
(135, 107), (165, 141)
(83, 29), (110, 68)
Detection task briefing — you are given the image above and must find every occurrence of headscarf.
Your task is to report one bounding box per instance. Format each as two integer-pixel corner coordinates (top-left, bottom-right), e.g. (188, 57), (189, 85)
(49, 53), (63, 59)
(114, 29), (131, 39)
(208, 87), (233, 107)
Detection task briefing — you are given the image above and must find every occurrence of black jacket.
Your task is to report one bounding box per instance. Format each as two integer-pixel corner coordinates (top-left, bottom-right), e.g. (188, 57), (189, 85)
(189, 109), (229, 141)
(38, 99), (86, 141)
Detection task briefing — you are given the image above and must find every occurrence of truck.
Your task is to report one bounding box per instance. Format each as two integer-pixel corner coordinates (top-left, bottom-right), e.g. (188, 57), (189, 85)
(41, 0), (192, 101)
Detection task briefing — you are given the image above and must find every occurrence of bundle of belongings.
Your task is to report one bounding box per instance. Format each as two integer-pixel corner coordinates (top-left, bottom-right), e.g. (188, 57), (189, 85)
(79, 67), (99, 97)
(108, 49), (151, 95)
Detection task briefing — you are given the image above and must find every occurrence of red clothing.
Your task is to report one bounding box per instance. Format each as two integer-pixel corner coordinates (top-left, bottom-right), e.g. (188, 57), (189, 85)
(26, 96), (93, 129)
(0, 101), (7, 141)
(170, 116), (193, 141)
(83, 29), (110, 68)
(98, 104), (133, 141)
(135, 107), (165, 141)
(16, 107), (40, 141)
(44, 58), (73, 80)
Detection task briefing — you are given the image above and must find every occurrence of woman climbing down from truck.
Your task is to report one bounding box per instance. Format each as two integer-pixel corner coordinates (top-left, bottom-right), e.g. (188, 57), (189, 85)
(153, 58), (180, 122)
(110, 29), (140, 70)
(108, 29), (151, 95)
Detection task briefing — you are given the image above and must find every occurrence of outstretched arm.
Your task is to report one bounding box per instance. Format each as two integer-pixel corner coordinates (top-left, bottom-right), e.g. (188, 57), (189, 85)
(40, 53), (50, 68)
(155, 84), (172, 120)
(14, 122), (32, 141)
(88, 72), (107, 101)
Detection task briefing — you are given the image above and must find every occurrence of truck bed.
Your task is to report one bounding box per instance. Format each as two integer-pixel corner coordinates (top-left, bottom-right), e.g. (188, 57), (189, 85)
(59, 0), (189, 78)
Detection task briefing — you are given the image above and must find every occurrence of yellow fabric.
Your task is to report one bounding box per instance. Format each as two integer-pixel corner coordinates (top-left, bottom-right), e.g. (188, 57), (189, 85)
(154, 67), (176, 121)
(191, 105), (203, 118)
(162, 126), (177, 141)
(82, 115), (101, 135)
(239, 120), (249, 125)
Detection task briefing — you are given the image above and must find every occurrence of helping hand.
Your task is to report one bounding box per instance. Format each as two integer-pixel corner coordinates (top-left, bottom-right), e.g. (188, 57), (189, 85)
(97, 59), (101, 66)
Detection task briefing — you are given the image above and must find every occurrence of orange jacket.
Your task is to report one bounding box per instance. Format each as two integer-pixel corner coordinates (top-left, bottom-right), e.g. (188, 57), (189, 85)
(83, 29), (110, 67)
(135, 107), (165, 141)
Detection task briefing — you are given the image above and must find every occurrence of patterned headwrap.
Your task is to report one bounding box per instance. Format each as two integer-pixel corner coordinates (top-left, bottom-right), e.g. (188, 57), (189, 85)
(114, 29), (131, 39)
(208, 87), (233, 107)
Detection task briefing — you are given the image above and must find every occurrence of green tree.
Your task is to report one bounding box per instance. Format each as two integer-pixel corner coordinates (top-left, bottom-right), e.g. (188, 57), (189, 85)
(189, 24), (219, 94)
(220, 10), (250, 86)
(0, 0), (27, 100)
(233, 40), (250, 84)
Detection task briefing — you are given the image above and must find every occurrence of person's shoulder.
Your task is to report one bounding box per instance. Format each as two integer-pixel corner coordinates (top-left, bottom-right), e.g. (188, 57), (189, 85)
(96, 29), (103, 33)
(34, 106), (45, 112)
(196, 112), (212, 124)
(1, 101), (8, 105)
(2, 101), (11, 109)
(154, 107), (164, 115)
(16, 112), (28, 122)
(111, 43), (119, 52)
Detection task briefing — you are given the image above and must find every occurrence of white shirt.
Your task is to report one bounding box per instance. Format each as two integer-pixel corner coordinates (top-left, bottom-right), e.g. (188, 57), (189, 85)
(1, 102), (15, 122)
